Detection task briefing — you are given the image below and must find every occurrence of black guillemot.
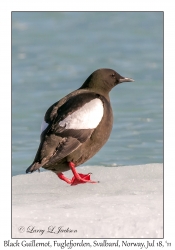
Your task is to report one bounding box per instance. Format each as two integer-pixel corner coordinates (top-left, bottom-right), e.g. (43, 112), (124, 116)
(26, 68), (134, 185)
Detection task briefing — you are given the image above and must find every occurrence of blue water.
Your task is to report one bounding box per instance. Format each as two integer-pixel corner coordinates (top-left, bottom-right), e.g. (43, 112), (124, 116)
(12, 12), (163, 176)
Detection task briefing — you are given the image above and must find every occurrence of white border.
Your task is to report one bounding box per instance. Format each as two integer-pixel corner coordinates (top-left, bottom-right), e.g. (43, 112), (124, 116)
(1, 1), (174, 247)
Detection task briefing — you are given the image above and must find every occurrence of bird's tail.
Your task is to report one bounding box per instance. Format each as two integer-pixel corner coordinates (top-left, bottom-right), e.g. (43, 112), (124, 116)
(26, 162), (42, 173)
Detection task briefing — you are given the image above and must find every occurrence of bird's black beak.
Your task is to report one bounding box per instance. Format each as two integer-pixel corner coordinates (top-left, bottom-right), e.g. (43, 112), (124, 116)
(119, 77), (134, 83)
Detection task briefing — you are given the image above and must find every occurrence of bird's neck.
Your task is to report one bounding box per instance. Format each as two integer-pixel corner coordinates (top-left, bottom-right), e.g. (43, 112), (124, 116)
(78, 86), (110, 102)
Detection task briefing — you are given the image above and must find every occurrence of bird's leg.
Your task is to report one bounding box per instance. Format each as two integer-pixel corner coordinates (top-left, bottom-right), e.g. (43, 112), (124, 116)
(68, 162), (98, 186)
(57, 171), (92, 185)
(57, 173), (72, 184)
(57, 162), (98, 185)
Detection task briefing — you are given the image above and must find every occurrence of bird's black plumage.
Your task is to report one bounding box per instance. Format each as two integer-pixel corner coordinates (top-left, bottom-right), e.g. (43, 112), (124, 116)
(26, 68), (134, 179)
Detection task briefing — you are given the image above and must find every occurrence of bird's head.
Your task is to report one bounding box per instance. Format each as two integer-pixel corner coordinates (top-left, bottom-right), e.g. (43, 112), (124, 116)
(80, 68), (134, 97)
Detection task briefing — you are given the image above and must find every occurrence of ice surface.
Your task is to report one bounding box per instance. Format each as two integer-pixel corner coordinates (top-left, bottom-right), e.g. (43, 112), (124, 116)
(12, 164), (163, 238)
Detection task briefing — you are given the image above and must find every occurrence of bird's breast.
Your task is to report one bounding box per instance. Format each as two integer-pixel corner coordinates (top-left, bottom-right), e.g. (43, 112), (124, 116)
(91, 98), (113, 144)
(67, 97), (113, 165)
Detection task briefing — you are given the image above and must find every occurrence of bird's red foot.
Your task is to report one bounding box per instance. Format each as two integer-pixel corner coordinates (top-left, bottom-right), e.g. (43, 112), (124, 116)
(57, 162), (98, 186)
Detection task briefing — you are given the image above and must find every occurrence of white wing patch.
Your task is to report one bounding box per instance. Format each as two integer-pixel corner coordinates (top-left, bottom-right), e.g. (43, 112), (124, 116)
(59, 98), (104, 129)
(41, 120), (49, 133)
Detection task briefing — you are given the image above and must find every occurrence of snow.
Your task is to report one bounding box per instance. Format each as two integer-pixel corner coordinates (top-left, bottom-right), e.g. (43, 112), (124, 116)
(12, 163), (163, 238)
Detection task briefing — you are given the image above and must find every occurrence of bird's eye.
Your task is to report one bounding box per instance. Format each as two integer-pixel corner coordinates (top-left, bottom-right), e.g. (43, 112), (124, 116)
(111, 73), (115, 78)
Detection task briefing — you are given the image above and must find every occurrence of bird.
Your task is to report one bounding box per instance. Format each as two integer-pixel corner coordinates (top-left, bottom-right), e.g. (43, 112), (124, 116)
(26, 68), (134, 185)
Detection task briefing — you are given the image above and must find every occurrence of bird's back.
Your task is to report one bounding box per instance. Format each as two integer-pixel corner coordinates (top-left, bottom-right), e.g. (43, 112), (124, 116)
(43, 90), (113, 173)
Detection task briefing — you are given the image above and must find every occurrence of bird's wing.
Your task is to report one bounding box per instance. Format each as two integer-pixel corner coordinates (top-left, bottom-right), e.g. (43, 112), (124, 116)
(27, 93), (104, 172)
